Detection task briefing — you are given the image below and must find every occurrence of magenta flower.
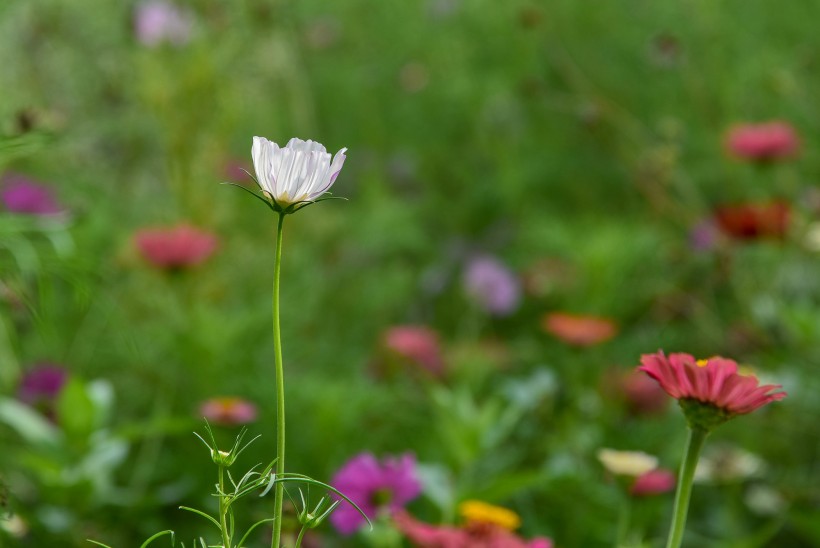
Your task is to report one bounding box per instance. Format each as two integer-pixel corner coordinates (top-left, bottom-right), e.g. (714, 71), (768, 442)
(134, 1), (192, 47)
(134, 224), (218, 270)
(330, 453), (421, 535)
(638, 351), (786, 429)
(1, 173), (62, 215)
(631, 468), (676, 497)
(18, 364), (68, 419)
(383, 325), (444, 377)
(199, 397), (258, 426)
(725, 121), (799, 162)
(463, 255), (521, 316)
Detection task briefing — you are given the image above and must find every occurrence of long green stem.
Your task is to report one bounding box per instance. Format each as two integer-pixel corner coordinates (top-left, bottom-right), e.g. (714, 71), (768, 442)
(666, 427), (709, 548)
(615, 494), (632, 547)
(271, 212), (286, 548)
(219, 465), (231, 548)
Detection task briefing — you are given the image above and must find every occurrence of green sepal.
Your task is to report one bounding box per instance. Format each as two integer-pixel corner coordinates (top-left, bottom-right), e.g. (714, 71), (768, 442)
(679, 398), (733, 431)
(220, 182), (277, 212)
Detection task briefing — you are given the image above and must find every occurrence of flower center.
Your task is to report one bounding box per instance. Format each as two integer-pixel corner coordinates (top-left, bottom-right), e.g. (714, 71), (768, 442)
(696, 359), (708, 368)
(371, 488), (393, 507)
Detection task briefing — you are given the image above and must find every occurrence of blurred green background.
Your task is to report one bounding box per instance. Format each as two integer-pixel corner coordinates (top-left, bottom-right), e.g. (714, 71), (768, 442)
(1, 0), (819, 546)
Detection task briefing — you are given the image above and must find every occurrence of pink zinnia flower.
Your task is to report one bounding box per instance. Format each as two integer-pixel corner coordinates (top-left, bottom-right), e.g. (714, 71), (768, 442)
(330, 453), (421, 535)
(134, 1), (193, 47)
(630, 468), (676, 497)
(1, 173), (62, 215)
(383, 325), (444, 376)
(463, 255), (521, 316)
(638, 352), (785, 429)
(394, 510), (553, 548)
(725, 121), (799, 161)
(134, 224), (218, 270)
(199, 397), (258, 426)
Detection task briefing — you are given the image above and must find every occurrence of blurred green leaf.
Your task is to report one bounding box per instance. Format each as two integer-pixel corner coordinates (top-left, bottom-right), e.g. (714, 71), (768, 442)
(55, 378), (96, 439)
(0, 397), (61, 446)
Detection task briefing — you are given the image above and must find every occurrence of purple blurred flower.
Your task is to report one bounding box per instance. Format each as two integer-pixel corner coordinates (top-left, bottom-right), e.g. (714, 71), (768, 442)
(18, 364), (68, 418)
(330, 452), (421, 535)
(1, 173), (62, 215)
(689, 219), (721, 251)
(463, 255), (521, 316)
(134, 1), (192, 47)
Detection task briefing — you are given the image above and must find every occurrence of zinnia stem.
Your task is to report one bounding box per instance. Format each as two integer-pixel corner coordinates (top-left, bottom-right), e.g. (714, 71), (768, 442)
(271, 212), (286, 548)
(666, 427), (709, 548)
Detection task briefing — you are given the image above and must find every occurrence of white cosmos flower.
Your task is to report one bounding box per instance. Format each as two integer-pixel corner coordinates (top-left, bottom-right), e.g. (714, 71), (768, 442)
(251, 136), (347, 209)
(597, 448), (658, 477)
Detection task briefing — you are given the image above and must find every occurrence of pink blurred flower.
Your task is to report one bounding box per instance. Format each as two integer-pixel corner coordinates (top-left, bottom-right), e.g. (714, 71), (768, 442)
(630, 468), (676, 497)
(1, 173), (62, 215)
(725, 121), (799, 161)
(222, 159), (253, 185)
(638, 352), (786, 429)
(134, 224), (218, 270)
(463, 255), (521, 316)
(330, 453), (421, 535)
(619, 370), (668, 415)
(383, 325), (444, 376)
(199, 397), (258, 426)
(134, 1), (192, 47)
(394, 510), (553, 548)
(714, 201), (790, 240)
(18, 364), (68, 419)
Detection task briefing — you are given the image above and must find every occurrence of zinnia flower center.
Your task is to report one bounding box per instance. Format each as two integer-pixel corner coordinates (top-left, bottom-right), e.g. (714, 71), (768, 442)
(371, 488), (393, 507)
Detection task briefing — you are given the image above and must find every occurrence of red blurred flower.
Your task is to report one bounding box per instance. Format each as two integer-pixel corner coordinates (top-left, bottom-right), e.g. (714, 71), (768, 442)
(630, 468), (676, 497)
(542, 312), (617, 346)
(638, 351), (785, 430)
(725, 121), (799, 162)
(382, 325), (444, 376)
(199, 397), (258, 426)
(134, 224), (218, 270)
(714, 201), (790, 240)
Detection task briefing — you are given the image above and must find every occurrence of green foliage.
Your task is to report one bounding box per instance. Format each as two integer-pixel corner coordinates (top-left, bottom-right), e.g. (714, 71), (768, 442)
(1, 0), (819, 546)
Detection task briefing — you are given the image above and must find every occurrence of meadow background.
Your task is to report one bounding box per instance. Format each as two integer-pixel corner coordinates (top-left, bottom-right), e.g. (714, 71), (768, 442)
(1, 0), (819, 546)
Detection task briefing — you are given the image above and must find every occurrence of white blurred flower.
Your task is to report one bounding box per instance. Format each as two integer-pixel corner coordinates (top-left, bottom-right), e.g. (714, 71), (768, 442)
(597, 448), (658, 477)
(694, 445), (765, 483)
(251, 136), (346, 211)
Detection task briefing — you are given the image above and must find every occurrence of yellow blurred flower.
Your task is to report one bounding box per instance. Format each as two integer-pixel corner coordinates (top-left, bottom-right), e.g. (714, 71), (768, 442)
(459, 500), (521, 531)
